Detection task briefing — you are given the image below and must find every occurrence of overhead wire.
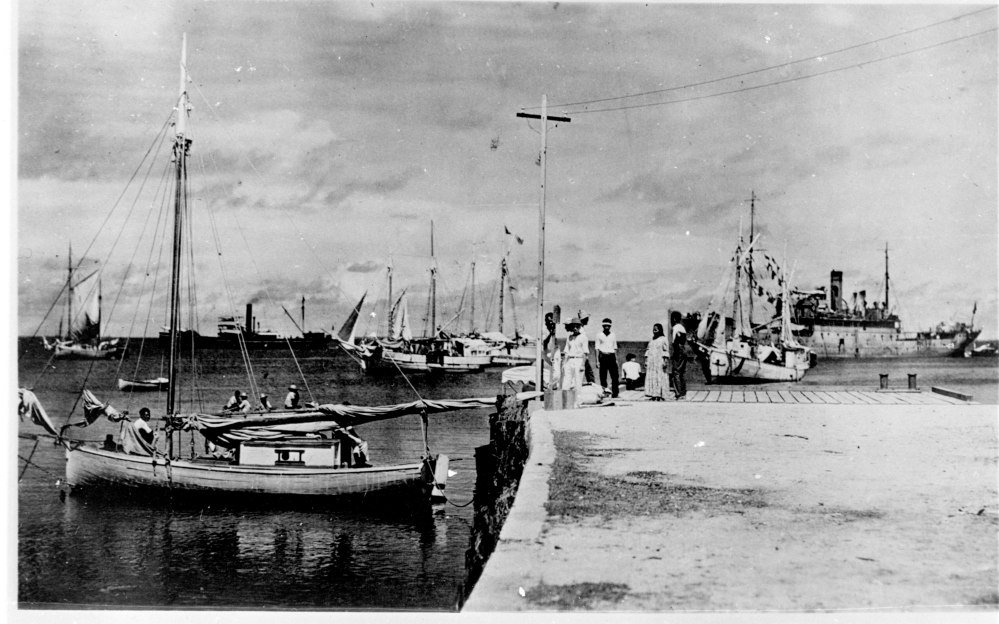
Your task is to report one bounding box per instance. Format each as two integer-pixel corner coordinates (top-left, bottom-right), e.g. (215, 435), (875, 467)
(533, 5), (996, 113)
(559, 26), (997, 115)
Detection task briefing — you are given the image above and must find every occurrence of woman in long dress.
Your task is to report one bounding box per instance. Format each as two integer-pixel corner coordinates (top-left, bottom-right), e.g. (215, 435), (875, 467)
(644, 323), (670, 401)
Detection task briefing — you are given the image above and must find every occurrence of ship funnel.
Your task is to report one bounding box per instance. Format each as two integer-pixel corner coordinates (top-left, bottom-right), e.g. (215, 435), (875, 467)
(851, 292), (858, 314)
(859, 290), (867, 313)
(246, 303), (253, 336)
(829, 271), (843, 311)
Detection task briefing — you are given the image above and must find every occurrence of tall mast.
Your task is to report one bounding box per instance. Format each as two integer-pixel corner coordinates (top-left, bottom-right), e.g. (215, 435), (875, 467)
(66, 242), (73, 340)
(301, 296), (306, 332)
(387, 260), (393, 335)
(469, 260), (476, 334)
(499, 258), (506, 335)
(97, 279), (102, 342)
(430, 221), (436, 335)
(167, 33), (191, 419)
(883, 241), (890, 313)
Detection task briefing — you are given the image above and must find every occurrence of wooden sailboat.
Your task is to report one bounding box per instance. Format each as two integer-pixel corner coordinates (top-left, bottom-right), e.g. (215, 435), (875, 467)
(694, 229), (812, 383)
(26, 35), (492, 502)
(42, 247), (125, 360)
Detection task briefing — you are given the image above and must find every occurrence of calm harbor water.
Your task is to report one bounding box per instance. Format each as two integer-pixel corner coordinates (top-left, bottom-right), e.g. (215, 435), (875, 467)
(17, 338), (998, 610)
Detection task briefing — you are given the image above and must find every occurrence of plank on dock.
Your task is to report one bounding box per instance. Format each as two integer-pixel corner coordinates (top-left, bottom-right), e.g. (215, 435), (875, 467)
(792, 391), (813, 403)
(756, 390), (774, 403)
(776, 390), (798, 403)
(812, 391), (839, 404)
(706, 390), (721, 402)
(847, 391), (879, 404)
(688, 390), (709, 402)
(743, 390), (758, 403)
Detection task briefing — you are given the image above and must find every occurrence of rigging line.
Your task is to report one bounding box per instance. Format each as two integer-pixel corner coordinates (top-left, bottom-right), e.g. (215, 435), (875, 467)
(203, 180), (259, 399)
(21, 111), (176, 352)
(539, 5), (997, 111)
(93, 119), (176, 345)
(564, 27), (998, 115)
(186, 77), (349, 304)
(116, 159), (175, 389)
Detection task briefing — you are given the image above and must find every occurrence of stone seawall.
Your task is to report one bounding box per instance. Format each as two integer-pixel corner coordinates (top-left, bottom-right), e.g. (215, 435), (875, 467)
(461, 394), (533, 605)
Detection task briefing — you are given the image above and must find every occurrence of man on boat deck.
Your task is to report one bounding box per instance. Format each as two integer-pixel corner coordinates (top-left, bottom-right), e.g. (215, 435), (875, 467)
(236, 392), (251, 413)
(285, 384), (301, 409)
(223, 389), (242, 412)
(259, 393), (273, 411)
(133, 407), (154, 444)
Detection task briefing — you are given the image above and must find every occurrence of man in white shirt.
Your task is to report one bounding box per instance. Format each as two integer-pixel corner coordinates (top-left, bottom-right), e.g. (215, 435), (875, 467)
(561, 318), (587, 402)
(285, 384), (301, 409)
(595, 317), (620, 398)
(621, 354), (643, 390)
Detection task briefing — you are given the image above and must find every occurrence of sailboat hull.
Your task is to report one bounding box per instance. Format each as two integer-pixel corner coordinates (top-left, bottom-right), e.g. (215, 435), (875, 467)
(54, 342), (125, 360)
(704, 343), (809, 382)
(66, 445), (428, 498)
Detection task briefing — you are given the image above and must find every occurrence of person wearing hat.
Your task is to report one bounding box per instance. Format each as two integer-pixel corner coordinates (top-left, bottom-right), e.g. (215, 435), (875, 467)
(284, 384), (301, 409)
(258, 393), (274, 411)
(223, 388), (242, 412)
(561, 318), (587, 404)
(235, 391), (251, 413)
(669, 311), (688, 400)
(595, 317), (620, 398)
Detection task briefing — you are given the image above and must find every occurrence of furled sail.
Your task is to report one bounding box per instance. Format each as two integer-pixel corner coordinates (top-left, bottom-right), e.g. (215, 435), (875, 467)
(18, 388), (59, 437)
(391, 292), (413, 341)
(176, 396), (496, 447)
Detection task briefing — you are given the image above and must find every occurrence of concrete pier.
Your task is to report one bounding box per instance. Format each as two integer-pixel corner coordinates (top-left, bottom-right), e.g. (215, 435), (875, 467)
(464, 392), (998, 612)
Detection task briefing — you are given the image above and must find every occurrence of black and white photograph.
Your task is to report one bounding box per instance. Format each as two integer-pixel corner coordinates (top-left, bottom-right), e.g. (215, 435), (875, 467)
(11, 0), (998, 619)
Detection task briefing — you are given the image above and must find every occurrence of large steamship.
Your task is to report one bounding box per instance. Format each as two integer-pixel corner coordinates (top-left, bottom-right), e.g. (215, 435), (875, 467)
(791, 245), (979, 359)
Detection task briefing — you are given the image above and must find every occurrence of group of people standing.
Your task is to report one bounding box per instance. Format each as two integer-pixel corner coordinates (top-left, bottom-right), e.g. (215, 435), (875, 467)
(542, 310), (689, 404)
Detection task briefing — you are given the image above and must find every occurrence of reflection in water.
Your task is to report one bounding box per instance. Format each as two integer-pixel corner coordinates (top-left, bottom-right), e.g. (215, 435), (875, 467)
(31, 494), (442, 608)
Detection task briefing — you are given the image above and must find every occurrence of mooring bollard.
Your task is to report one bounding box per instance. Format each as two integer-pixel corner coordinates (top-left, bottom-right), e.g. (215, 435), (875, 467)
(908, 373), (917, 390)
(879, 373), (889, 390)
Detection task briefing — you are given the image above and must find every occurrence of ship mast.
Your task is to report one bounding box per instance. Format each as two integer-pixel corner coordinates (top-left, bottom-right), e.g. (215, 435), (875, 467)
(167, 34), (191, 422)
(387, 260), (393, 336)
(498, 258), (506, 335)
(885, 241), (888, 318)
(430, 221), (437, 336)
(66, 242), (73, 340)
(469, 259), (476, 334)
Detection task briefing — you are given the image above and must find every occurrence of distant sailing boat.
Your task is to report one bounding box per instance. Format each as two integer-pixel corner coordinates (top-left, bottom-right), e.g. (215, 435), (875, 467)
(42, 244), (124, 360)
(23, 35), (491, 502)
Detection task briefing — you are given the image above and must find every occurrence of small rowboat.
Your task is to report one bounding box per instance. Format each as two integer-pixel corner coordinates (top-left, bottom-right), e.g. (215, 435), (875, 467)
(117, 377), (170, 391)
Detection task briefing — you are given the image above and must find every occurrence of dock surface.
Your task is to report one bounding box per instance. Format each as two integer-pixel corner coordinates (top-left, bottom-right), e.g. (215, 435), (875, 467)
(464, 393), (998, 612)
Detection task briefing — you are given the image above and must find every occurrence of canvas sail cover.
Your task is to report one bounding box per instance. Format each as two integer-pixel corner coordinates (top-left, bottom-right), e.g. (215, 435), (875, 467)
(176, 396), (496, 447)
(336, 292), (366, 343)
(18, 388), (59, 437)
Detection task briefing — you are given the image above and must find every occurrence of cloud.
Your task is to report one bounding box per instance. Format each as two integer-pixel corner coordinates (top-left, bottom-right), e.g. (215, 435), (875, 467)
(346, 261), (382, 273)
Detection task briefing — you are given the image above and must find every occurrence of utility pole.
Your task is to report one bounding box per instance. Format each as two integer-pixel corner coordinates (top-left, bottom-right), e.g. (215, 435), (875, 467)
(516, 96), (571, 394)
(746, 190), (756, 332)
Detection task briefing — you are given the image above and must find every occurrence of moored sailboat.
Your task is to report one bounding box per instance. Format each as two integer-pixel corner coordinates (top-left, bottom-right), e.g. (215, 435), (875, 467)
(694, 230), (812, 383)
(23, 35), (493, 503)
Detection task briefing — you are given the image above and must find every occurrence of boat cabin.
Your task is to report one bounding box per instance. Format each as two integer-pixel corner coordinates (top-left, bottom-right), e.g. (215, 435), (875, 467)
(238, 438), (345, 468)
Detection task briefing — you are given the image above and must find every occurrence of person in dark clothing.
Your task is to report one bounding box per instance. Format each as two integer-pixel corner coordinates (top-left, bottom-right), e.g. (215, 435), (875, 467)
(669, 311), (688, 400)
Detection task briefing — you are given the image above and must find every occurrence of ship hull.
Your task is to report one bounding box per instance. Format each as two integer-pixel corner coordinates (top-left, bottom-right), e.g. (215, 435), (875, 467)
(795, 323), (980, 358)
(704, 342), (809, 382)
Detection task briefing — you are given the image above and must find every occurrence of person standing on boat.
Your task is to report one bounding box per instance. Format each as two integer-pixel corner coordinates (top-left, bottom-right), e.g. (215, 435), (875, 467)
(670, 312), (688, 400)
(285, 384), (301, 409)
(644, 324), (670, 401)
(595, 317), (620, 398)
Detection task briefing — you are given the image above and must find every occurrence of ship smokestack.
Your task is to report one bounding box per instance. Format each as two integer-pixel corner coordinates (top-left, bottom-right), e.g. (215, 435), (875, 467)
(245, 303), (253, 336)
(830, 270), (843, 312)
(859, 290), (867, 313)
(851, 292), (858, 314)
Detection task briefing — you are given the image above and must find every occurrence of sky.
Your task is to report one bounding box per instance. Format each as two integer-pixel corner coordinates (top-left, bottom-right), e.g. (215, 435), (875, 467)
(13, 1), (998, 341)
